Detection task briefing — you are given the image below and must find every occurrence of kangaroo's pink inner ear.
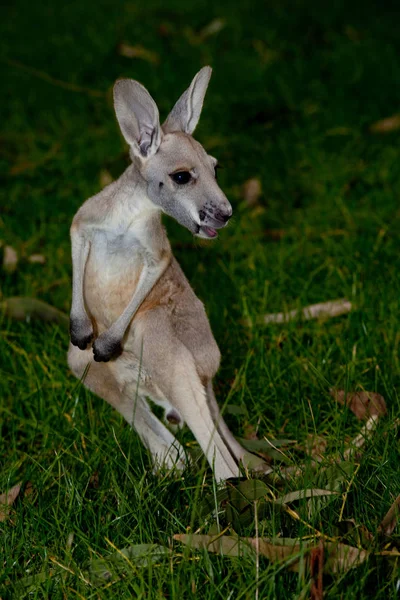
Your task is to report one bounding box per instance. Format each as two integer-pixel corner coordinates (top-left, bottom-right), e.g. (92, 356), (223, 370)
(162, 66), (212, 135)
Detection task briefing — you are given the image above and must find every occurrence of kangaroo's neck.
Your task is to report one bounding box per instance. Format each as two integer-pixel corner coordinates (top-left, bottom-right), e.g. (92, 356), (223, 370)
(110, 163), (170, 257)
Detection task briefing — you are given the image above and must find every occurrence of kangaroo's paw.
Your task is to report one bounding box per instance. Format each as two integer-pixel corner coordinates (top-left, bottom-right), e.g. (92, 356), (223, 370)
(93, 332), (122, 362)
(70, 315), (94, 350)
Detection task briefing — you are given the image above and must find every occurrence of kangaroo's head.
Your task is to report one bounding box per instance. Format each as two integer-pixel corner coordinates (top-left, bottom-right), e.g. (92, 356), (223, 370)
(113, 67), (232, 239)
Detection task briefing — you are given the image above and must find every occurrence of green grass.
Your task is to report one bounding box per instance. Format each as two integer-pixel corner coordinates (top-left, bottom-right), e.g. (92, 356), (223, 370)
(1, 0), (400, 596)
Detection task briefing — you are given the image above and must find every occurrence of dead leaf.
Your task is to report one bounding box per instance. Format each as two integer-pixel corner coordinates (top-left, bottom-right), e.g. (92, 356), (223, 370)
(323, 542), (369, 573)
(226, 404), (248, 417)
(175, 534), (369, 574)
(3, 245), (18, 273)
(239, 437), (294, 464)
(310, 541), (324, 600)
(251, 298), (352, 326)
(243, 178), (262, 207)
(277, 489), (338, 505)
(118, 43), (159, 64)
(199, 18), (226, 39)
(1, 296), (69, 326)
(306, 434), (328, 462)
(337, 519), (374, 548)
(99, 169), (113, 188)
(243, 422), (258, 440)
(370, 114), (400, 133)
(250, 537), (305, 567)
(174, 533), (252, 558)
(10, 142), (61, 175)
(90, 543), (170, 585)
(89, 472), (100, 489)
(183, 19), (226, 45)
(262, 229), (286, 241)
(330, 389), (387, 420)
(28, 254), (46, 264)
(0, 482), (22, 521)
(378, 494), (400, 536)
(343, 415), (379, 459)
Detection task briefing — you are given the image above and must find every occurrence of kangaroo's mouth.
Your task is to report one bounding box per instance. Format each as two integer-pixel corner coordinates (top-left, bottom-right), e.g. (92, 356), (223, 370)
(198, 225), (218, 239)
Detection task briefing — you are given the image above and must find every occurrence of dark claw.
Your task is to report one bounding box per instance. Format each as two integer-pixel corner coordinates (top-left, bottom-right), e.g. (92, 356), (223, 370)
(92, 338), (122, 362)
(70, 318), (94, 350)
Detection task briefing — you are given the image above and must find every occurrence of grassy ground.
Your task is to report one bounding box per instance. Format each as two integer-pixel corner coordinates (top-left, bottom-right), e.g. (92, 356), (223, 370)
(1, 0), (400, 597)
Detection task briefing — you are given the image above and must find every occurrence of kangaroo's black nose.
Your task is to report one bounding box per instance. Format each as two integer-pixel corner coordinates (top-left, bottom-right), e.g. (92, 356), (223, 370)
(215, 209), (232, 223)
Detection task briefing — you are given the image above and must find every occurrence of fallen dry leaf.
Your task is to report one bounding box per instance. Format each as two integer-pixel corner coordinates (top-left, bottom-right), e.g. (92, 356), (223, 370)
(252, 539), (368, 574)
(175, 533), (369, 575)
(89, 472), (100, 489)
(330, 389), (387, 420)
(310, 541), (324, 600)
(243, 422), (259, 440)
(343, 415), (379, 459)
(243, 178), (262, 207)
(3, 245), (18, 273)
(174, 533), (251, 558)
(99, 169), (113, 188)
(0, 482), (22, 521)
(28, 254), (46, 264)
(306, 434), (328, 462)
(249, 298), (352, 326)
(378, 494), (400, 536)
(184, 19), (226, 45)
(199, 18), (226, 39)
(369, 114), (400, 133)
(118, 43), (159, 64)
(1, 296), (69, 326)
(277, 489), (338, 505)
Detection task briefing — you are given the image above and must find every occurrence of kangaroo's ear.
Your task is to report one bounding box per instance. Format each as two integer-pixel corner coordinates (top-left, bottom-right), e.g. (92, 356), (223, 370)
(162, 66), (212, 135)
(113, 79), (162, 158)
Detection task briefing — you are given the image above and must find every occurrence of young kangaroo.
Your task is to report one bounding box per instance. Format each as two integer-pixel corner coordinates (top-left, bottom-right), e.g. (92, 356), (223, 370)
(68, 67), (268, 481)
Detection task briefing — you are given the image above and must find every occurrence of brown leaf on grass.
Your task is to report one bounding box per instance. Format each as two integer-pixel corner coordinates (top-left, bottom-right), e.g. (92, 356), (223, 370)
(243, 178), (262, 207)
(277, 489), (338, 505)
(370, 114), (400, 133)
(338, 519), (374, 548)
(251, 539), (368, 574)
(1, 297), (69, 326)
(343, 415), (379, 459)
(175, 534), (369, 574)
(28, 254), (46, 264)
(262, 229), (286, 241)
(89, 472), (100, 489)
(306, 434), (328, 462)
(199, 18), (226, 39)
(118, 43), (159, 64)
(10, 142), (60, 175)
(243, 422), (258, 440)
(99, 169), (113, 188)
(173, 533), (252, 558)
(249, 298), (352, 326)
(184, 19), (226, 45)
(323, 542), (369, 573)
(330, 389), (387, 420)
(3, 245), (18, 273)
(0, 483), (22, 522)
(378, 494), (400, 536)
(310, 541), (324, 600)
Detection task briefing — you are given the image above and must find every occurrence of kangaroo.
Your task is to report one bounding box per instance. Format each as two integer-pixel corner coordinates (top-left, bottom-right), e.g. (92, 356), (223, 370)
(68, 67), (268, 481)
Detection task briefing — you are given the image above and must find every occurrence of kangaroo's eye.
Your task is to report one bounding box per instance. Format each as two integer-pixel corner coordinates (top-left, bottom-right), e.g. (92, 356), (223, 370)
(170, 171), (192, 185)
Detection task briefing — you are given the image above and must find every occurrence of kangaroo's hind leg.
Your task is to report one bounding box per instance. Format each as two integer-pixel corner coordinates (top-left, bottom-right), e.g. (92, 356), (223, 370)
(132, 310), (248, 481)
(68, 345), (187, 472)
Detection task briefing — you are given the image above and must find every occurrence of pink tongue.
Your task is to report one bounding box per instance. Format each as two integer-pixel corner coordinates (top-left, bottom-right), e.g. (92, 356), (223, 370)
(204, 227), (217, 238)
